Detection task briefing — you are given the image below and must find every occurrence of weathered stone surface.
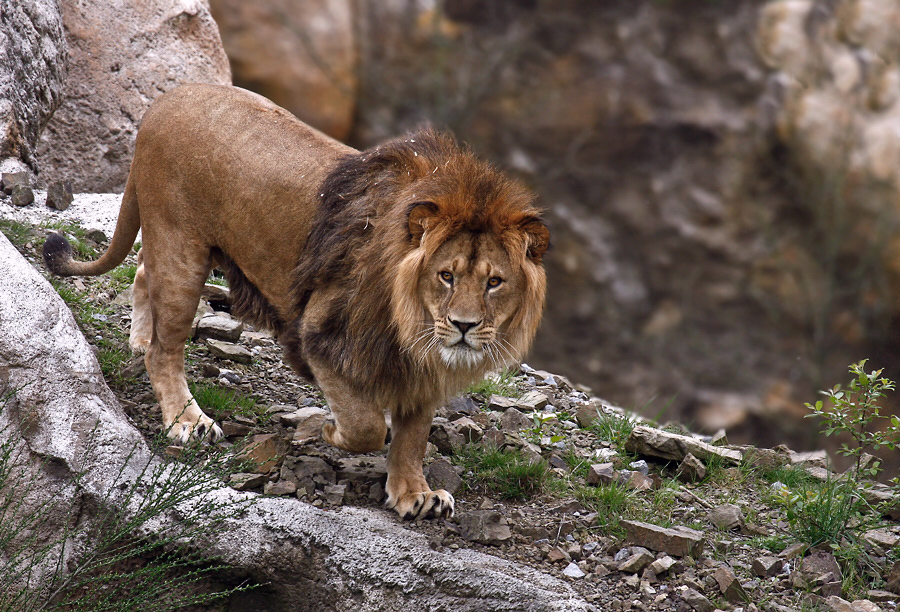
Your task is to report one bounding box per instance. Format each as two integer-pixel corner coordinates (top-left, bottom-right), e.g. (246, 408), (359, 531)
(335, 456), (387, 485)
(488, 395), (518, 411)
(617, 549), (655, 573)
(825, 596), (885, 612)
(708, 504), (744, 532)
(792, 549), (843, 597)
(1, 172), (31, 194)
(205, 338), (252, 364)
(45, 179), (73, 210)
(517, 391), (549, 411)
(452, 416), (484, 442)
(625, 426), (742, 465)
(586, 462), (617, 486)
(885, 559), (900, 594)
(35, 0), (231, 192)
(676, 453), (707, 483)
(241, 433), (283, 473)
(0, 232), (597, 611)
(621, 520), (705, 558)
(425, 459), (463, 496)
(752, 555), (784, 578)
(429, 418), (465, 454)
(209, 0), (356, 141)
(458, 510), (513, 546)
(713, 565), (747, 602)
(647, 555), (676, 576)
(195, 313), (243, 343)
(287, 407), (329, 445)
(323, 483), (346, 505)
(441, 396), (480, 420)
(264, 479), (298, 496)
(561, 562), (585, 579)
(0, 1), (66, 170)
(500, 407), (532, 432)
(10, 184), (34, 207)
(680, 587), (714, 612)
(229, 472), (266, 491)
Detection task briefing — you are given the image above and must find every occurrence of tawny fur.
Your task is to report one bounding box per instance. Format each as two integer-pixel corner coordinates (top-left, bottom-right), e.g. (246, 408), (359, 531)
(42, 84), (549, 520)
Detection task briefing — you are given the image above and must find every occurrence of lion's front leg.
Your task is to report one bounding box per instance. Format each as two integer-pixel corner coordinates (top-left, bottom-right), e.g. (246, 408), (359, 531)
(386, 407), (454, 520)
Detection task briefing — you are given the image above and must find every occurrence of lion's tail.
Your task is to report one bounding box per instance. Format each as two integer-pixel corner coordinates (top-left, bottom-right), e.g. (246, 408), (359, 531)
(43, 177), (140, 277)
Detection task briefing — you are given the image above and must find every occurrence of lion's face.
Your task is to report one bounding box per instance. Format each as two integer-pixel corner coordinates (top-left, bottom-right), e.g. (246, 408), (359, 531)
(418, 231), (527, 370)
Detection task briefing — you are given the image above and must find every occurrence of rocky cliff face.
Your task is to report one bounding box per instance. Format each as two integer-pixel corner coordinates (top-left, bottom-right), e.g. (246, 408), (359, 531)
(212, 0), (900, 449)
(33, 0), (231, 192)
(0, 0), (66, 172)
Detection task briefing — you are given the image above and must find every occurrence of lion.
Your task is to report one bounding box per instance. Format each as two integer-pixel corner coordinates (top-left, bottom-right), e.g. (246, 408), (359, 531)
(43, 84), (549, 520)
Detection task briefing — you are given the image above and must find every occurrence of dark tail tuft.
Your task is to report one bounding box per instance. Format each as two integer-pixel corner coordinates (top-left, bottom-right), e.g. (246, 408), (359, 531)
(42, 232), (74, 276)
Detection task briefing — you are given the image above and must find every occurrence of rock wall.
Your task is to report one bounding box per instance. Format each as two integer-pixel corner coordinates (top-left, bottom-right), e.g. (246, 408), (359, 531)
(33, 0), (231, 192)
(213, 0), (900, 448)
(0, 0), (67, 173)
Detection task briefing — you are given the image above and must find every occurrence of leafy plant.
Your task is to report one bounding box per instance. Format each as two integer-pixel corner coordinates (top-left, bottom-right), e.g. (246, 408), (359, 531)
(587, 409), (638, 448)
(465, 369), (520, 399)
(575, 483), (634, 531)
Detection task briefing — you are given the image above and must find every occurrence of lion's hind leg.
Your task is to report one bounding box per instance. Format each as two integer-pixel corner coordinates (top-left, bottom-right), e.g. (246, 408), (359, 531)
(385, 407), (454, 520)
(128, 249), (152, 354)
(314, 370), (388, 454)
(142, 244), (223, 444)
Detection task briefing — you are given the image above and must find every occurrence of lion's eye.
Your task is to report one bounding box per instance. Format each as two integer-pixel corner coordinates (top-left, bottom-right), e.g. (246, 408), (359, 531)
(487, 277), (503, 289)
(439, 271), (453, 284)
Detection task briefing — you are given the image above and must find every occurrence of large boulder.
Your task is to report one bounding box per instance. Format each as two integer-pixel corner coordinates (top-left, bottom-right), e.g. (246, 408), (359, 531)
(209, 0), (357, 141)
(34, 0), (231, 192)
(0, 0), (67, 173)
(0, 232), (591, 610)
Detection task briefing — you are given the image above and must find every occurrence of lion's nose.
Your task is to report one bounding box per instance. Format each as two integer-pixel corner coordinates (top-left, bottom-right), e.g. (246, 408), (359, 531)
(450, 319), (480, 335)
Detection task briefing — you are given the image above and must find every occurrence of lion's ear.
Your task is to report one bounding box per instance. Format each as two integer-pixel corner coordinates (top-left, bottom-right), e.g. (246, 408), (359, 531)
(521, 217), (550, 262)
(408, 201), (439, 245)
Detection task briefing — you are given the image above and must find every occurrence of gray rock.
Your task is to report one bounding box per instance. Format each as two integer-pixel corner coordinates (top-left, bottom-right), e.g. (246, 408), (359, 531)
(0, 2), (66, 169)
(264, 479), (298, 496)
(441, 396), (480, 420)
(617, 549), (655, 573)
(792, 549), (843, 597)
(10, 184), (34, 207)
(752, 556), (784, 578)
(458, 510), (513, 546)
(708, 503), (744, 532)
(647, 555), (676, 576)
(281, 455), (336, 492)
(676, 453), (707, 483)
(195, 313), (243, 343)
(229, 473), (266, 491)
(516, 390), (549, 411)
(429, 418), (465, 454)
(323, 483), (346, 505)
(1, 172), (31, 194)
(500, 407), (532, 432)
(205, 338), (252, 364)
(625, 426), (742, 465)
(45, 179), (73, 210)
(487, 395), (518, 411)
(620, 520), (705, 558)
(425, 459), (463, 496)
(681, 587), (714, 612)
(562, 562), (585, 579)
(713, 565), (747, 602)
(334, 456), (388, 485)
(452, 416), (484, 442)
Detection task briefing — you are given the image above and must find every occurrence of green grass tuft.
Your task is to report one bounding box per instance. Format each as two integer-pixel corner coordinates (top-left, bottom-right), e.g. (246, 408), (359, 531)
(453, 444), (552, 500)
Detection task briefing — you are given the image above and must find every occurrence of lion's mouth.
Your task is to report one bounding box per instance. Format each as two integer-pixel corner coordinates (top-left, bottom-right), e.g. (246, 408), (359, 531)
(439, 344), (484, 368)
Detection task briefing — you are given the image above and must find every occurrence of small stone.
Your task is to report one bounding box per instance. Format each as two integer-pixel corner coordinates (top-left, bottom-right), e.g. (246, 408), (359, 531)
(681, 587), (714, 612)
(792, 549), (842, 597)
(625, 425), (742, 465)
(629, 460), (649, 475)
(885, 559), (900, 594)
(867, 590), (898, 603)
(10, 184), (34, 207)
(202, 282), (231, 304)
(282, 455), (337, 492)
(451, 416), (483, 442)
(516, 390), (549, 411)
(1, 171), (29, 194)
(441, 396), (480, 420)
(752, 556), (784, 578)
(425, 458), (463, 496)
(779, 542), (807, 559)
(205, 338), (252, 364)
(487, 395), (517, 411)
(713, 565), (747, 602)
(429, 419), (465, 453)
(562, 562), (586, 579)
(335, 456), (388, 484)
(264, 479), (298, 496)
(586, 462), (617, 486)
(195, 313), (243, 343)
(45, 179), (73, 211)
(624, 471), (654, 491)
(221, 421), (252, 438)
(708, 504), (745, 532)
(648, 556), (676, 576)
(676, 453), (707, 483)
(457, 510), (512, 545)
(574, 405), (602, 428)
(240, 433), (283, 473)
(229, 472), (266, 491)
(547, 546), (569, 563)
(499, 407), (532, 432)
(324, 484), (346, 505)
(85, 229), (107, 243)
(368, 481), (384, 503)
(863, 528), (900, 552)
(620, 520), (705, 558)
(286, 407), (329, 445)
(618, 549), (656, 573)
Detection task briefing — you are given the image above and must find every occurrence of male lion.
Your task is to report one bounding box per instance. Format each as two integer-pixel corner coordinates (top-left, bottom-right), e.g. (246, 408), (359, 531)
(43, 84), (549, 520)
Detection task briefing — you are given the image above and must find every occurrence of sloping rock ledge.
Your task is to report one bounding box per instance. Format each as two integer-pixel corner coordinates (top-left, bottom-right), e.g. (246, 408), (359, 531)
(0, 232), (592, 611)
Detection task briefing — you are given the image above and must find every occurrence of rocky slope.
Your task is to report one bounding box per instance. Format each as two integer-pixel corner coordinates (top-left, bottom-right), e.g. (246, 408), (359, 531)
(3, 192), (900, 612)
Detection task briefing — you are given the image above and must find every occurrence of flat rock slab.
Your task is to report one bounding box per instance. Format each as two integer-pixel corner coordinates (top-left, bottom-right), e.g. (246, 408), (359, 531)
(620, 520), (705, 558)
(625, 426), (742, 465)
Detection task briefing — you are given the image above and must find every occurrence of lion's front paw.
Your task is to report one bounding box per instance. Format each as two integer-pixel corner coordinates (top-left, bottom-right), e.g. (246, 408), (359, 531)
(168, 416), (224, 445)
(388, 489), (455, 520)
